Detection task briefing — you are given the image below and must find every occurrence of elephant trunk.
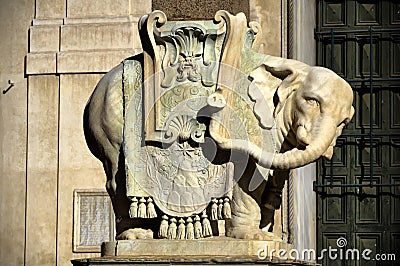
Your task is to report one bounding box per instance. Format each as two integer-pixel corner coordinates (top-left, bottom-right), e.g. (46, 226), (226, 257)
(207, 93), (338, 170)
(211, 116), (336, 170)
(269, 118), (337, 169)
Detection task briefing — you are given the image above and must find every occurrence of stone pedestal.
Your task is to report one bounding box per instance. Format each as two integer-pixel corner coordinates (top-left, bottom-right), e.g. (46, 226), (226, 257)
(71, 257), (318, 266)
(102, 238), (290, 257)
(71, 238), (322, 265)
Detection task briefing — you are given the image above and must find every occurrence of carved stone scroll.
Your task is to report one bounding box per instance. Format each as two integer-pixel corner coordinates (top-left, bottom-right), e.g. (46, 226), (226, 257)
(140, 12), (226, 142)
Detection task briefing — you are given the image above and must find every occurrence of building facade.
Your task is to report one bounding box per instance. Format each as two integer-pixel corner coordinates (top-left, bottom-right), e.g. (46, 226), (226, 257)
(2, 1), (397, 265)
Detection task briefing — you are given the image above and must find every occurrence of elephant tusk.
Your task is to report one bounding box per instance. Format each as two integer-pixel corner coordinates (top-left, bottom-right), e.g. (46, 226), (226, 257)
(296, 125), (309, 147)
(322, 146), (334, 160)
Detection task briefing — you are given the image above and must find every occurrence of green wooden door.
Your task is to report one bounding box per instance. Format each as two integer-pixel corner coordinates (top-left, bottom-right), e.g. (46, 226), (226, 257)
(315, 1), (400, 265)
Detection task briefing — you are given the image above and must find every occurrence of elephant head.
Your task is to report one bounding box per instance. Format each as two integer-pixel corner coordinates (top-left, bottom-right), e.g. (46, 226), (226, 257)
(270, 66), (355, 169)
(208, 59), (355, 170)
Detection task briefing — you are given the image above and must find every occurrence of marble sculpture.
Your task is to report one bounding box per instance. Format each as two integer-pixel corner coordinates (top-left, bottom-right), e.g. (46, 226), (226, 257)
(84, 10), (354, 241)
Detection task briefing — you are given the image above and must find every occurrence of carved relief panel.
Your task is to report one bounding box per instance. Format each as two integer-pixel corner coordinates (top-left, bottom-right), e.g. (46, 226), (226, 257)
(140, 11), (225, 142)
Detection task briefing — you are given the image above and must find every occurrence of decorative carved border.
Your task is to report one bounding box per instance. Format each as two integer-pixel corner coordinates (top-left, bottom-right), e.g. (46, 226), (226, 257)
(73, 189), (115, 253)
(140, 11), (225, 142)
(287, 0), (294, 59)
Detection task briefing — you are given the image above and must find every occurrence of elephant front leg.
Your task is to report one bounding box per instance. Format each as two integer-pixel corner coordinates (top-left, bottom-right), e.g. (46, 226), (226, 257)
(226, 184), (274, 240)
(260, 169), (290, 230)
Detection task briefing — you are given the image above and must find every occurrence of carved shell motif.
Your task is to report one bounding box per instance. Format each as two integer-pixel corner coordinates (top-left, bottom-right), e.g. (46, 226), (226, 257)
(163, 115), (206, 143)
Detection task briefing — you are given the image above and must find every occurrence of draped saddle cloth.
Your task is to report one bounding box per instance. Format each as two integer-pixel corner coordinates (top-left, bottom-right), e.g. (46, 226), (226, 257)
(122, 56), (234, 218)
(121, 11), (276, 220)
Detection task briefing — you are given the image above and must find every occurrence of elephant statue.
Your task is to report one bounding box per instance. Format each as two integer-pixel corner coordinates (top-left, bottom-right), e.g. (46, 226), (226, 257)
(206, 56), (355, 239)
(83, 10), (354, 240)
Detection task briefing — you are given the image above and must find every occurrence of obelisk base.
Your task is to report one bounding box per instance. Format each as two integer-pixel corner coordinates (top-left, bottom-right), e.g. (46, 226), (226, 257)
(71, 238), (320, 265)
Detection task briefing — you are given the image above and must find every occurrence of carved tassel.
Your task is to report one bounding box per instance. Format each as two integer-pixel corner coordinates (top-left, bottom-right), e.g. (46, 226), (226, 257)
(177, 218), (186, 240)
(158, 215), (169, 238)
(138, 197), (147, 218)
(218, 199), (224, 220)
(185, 217), (194, 240)
(129, 197), (138, 218)
(194, 215), (203, 239)
(202, 211), (212, 237)
(167, 218), (177, 239)
(211, 198), (218, 220)
(146, 197), (157, 218)
(223, 198), (231, 219)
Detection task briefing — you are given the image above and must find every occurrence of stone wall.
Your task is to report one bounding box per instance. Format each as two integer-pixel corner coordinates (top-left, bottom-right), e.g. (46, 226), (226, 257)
(0, 1), (33, 265)
(153, 0), (249, 20)
(250, 0), (285, 57)
(0, 1), (289, 265)
(291, 0), (317, 254)
(26, 1), (151, 265)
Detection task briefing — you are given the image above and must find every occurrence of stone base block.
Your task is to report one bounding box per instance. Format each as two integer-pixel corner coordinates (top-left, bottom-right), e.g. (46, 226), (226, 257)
(72, 257), (318, 266)
(101, 237), (289, 257)
(71, 238), (321, 265)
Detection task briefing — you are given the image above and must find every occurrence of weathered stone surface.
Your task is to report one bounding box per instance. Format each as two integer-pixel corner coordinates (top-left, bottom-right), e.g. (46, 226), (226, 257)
(60, 23), (139, 52)
(32, 18), (64, 25)
(290, 0), (317, 254)
(58, 74), (108, 265)
(27, 17), (143, 75)
(26, 75), (59, 266)
(35, 0), (66, 19)
(57, 50), (139, 73)
(67, 0), (131, 18)
(73, 190), (114, 253)
(102, 238), (289, 257)
(64, 16), (140, 25)
(72, 256), (321, 266)
(249, 0), (283, 56)
(26, 52), (57, 74)
(29, 25), (60, 52)
(131, 0), (152, 16)
(0, 1), (33, 264)
(152, 0), (249, 20)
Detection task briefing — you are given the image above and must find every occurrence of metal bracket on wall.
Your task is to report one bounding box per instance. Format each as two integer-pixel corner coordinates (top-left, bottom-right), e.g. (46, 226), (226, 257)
(2, 80), (14, 94)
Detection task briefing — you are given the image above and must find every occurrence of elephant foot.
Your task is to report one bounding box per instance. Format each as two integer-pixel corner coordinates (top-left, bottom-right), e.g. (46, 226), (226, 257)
(116, 228), (153, 240)
(226, 227), (274, 240)
(260, 205), (275, 231)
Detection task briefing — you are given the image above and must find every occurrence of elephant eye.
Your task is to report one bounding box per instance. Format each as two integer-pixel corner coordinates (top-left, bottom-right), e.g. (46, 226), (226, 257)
(305, 97), (320, 107)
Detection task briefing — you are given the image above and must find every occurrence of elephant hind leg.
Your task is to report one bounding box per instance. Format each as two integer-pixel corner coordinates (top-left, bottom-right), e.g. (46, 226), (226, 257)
(103, 156), (117, 197)
(83, 102), (104, 161)
(83, 82), (124, 197)
(100, 137), (126, 199)
(84, 107), (121, 198)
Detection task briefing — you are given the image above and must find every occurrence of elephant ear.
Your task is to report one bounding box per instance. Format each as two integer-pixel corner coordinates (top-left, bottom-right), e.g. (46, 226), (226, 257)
(344, 105), (355, 125)
(248, 63), (301, 123)
(248, 66), (279, 129)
